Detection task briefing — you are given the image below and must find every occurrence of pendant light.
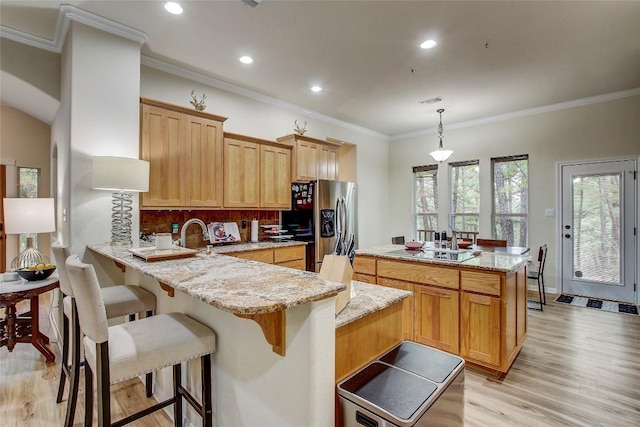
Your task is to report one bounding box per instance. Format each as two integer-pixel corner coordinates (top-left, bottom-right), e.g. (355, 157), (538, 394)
(429, 108), (453, 162)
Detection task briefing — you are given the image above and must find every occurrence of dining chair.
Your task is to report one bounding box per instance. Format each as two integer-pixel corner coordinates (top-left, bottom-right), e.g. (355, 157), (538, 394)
(527, 244), (548, 310)
(51, 244), (156, 427)
(476, 238), (507, 247)
(65, 255), (216, 427)
(416, 229), (435, 242)
(456, 231), (478, 245)
(391, 236), (405, 244)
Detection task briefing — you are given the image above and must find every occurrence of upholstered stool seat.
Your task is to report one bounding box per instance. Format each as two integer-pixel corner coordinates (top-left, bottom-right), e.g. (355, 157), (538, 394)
(52, 244), (157, 427)
(66, 255), (216, 427)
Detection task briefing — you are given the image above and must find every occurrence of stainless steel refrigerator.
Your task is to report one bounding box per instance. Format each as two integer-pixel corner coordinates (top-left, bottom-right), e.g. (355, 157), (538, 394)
(282, 180), (358, 272)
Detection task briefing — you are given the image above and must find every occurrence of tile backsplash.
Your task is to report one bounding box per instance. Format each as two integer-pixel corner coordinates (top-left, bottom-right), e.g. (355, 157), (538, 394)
(140, 210), (280, 248)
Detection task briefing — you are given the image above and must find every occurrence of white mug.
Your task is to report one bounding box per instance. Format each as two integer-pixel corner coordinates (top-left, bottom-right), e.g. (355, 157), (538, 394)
(156, 233), (172, 250)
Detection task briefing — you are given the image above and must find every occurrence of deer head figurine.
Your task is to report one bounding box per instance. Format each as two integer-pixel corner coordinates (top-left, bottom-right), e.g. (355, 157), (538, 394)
(294, 120), (307, 135)
(190, 90), (207, 111)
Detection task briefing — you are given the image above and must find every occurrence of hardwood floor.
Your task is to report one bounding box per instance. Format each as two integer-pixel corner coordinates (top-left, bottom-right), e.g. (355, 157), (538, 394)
(1, 293), (639, 426)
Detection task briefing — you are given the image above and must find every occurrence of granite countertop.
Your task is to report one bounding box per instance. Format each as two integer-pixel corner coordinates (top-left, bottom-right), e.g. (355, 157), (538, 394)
(357, 244), (529, 273)
(210, 240), (306, 254)
(335, 281), (411, 329)
(88, 243), (344, 316)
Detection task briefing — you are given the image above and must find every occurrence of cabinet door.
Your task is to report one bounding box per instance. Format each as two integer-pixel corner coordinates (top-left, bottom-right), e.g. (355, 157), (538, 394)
(414, 284), (459, 353)
(377, 277), (415, 341)
(260, 145), (292, 209)
(296, 141), (318, 181)
(318, 144), (339, 180)
(185, 115), (224, 207)
(229, 249), (274, 264)
(141, 104), (185, 208)
(460, 292), (501, 367)
(223, 138), (260, 208)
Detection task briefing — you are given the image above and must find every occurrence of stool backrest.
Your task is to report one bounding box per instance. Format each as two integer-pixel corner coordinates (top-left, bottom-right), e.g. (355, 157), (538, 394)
(65, 255), (109, 344)
(51, 243), (74, 297)
(476, 238), (507, 247)
(537, 244), (548, 275)
(391, 236), (405, 244)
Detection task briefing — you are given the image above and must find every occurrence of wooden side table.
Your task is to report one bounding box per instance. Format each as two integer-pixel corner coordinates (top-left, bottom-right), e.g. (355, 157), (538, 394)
(0, 275), (60, 363)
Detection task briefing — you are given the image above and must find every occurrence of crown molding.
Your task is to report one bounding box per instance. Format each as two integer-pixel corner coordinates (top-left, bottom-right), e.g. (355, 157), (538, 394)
(390, 87), (640, 141)
(141, 55), (387, 140)
(0, 4), (147, 53)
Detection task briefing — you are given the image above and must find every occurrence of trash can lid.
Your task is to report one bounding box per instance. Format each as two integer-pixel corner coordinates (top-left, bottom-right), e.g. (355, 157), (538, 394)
(339, 362), (437, 421)
(379, 341), (464, 383)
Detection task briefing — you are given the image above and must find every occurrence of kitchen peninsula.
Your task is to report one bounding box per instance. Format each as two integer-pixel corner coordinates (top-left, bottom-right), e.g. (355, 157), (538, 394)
(87, 241), (410, 426)
(354, 244), (530, 376)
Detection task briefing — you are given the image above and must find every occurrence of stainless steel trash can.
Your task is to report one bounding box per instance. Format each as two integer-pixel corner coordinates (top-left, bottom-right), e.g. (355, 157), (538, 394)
(337, 341), (464, 427)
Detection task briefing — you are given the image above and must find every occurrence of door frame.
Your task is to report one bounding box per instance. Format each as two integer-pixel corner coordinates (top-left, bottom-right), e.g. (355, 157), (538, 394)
(556, 156), (639, 305)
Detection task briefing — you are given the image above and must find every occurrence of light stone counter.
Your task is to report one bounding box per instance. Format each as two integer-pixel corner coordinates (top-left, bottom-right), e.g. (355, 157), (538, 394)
(88, 243), (343, 315)
(335, 281), (411, 329)
(357, 244), (529, 273)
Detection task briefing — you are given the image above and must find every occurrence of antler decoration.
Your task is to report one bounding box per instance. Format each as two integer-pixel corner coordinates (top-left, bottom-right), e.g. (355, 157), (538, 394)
(294, 120), (307, 135)
(190, 90), (207, 111)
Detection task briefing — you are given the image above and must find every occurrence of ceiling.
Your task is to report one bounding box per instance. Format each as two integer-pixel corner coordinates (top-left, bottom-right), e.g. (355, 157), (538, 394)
(1, 0), (639, 138)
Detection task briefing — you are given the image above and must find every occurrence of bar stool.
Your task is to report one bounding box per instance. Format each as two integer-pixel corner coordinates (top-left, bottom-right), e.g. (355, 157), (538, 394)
(51, 244), (157, 427)
(65, 255), (216, 427)
(527, 244), (548, 310)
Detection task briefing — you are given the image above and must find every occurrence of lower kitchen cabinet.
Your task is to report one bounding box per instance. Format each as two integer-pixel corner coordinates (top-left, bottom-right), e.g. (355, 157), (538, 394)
(377, 277), (415, 341)
(460, 292), (501, 367)
(226, 245), (306, 271)
(414, 284), (459, 354)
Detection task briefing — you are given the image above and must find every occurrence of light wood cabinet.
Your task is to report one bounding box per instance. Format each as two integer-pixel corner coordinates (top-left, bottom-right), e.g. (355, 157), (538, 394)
(277, 134), (340, 181)
(140, 99), (226, 210)
(414, 283), (459, 354)
(223, 133), (292, 209)
(354, 253), (528, 375)
(377, 277), (415, 341)
(260, 145), (291, 209)
(226, 245), (306, 271)
(460, 291), (501, 366)
(223, 137), (260, 208)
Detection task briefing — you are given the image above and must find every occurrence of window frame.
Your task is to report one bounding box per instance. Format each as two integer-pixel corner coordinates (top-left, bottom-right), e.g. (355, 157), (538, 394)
(491, 154), (529, 246)
(413, 164), (439, 238)
(449, 160), (480, 232)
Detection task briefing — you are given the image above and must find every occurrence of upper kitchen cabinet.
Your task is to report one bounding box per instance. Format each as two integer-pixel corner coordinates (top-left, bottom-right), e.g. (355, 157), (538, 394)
(140, 99), (226, 210)
(223, 133), (292, 209)
(277, 134), (340, 182)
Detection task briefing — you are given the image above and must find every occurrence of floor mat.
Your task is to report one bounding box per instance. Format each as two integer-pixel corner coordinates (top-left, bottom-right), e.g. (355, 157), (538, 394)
(555, 294), (639, 315)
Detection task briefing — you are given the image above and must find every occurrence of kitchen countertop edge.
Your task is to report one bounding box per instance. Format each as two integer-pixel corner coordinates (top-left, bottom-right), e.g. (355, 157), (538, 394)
(335, 281), (411, 329)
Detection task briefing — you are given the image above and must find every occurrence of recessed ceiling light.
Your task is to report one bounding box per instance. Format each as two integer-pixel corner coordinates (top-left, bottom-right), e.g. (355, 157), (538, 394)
(164, 2), (183, 15)
(239, 56), (254, 64)
(420, 39), (437, 49)
(311, 86), (322, 93)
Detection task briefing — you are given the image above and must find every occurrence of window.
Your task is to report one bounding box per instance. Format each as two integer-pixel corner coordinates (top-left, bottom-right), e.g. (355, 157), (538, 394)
(413, 165), (439, 236)
(449, 160), (479, 232)
(492, 155), (528, 246)
(18, 167), (40, 252)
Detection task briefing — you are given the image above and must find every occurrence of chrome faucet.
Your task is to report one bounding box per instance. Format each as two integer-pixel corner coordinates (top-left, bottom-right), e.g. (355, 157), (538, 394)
(180, 218), (210, 248)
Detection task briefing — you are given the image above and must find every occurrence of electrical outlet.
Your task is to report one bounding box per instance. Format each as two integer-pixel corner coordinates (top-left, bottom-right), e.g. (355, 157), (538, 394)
(544, 208), (555, 217)
(172, 222), (179, 234)
(241, 220), (247, 229)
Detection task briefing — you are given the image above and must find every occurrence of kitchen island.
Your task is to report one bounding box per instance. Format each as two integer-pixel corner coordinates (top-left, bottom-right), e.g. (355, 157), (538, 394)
(87, 242), (411, 426)
(354, 244), (529, 376)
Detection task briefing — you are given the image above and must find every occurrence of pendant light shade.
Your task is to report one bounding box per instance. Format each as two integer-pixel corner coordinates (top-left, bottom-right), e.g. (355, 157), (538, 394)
(429, 108), (453, 162)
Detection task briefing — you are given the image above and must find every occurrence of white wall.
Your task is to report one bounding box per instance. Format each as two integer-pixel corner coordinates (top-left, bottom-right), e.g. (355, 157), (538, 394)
(389, 95), (640, 292)
(140, 66), (390, 249)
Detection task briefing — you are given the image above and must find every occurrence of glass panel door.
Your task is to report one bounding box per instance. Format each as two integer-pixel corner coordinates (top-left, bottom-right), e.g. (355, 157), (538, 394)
(561, 160), (636, 303)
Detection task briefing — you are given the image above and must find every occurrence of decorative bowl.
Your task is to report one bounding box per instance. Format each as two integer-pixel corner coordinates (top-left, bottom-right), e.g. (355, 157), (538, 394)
(457, 240), (472, 249)
(17, 266), (56, 281)
(404, 241), (424, 250)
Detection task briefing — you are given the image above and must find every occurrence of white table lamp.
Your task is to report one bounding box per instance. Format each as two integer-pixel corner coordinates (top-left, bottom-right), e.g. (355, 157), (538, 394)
(92, 156), (150, 247)
(3, 198), (56, 269)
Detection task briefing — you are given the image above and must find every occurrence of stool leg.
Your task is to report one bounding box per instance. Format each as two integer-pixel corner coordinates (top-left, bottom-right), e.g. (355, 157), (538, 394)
(202, 354), (213, 427)
(84, 358), (93, 427)
(56, 313), (70, 404)
(537, 277), (544, 312)
(145, 309), (154, 398)
(64, 308), (82, 427)
(96, 342), (111, 427)
(173, 364), (182, 427)
(541, 274), (547, 305)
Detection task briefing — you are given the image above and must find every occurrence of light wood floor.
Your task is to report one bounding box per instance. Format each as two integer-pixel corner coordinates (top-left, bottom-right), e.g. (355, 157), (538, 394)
(1, 294), (639, 426)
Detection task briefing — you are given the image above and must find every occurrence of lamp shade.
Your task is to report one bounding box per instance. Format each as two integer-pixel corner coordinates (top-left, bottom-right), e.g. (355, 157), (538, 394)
(3, 198), (56, 234)
(92, 156), (150, 192)
(429, 148), (454, 162)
